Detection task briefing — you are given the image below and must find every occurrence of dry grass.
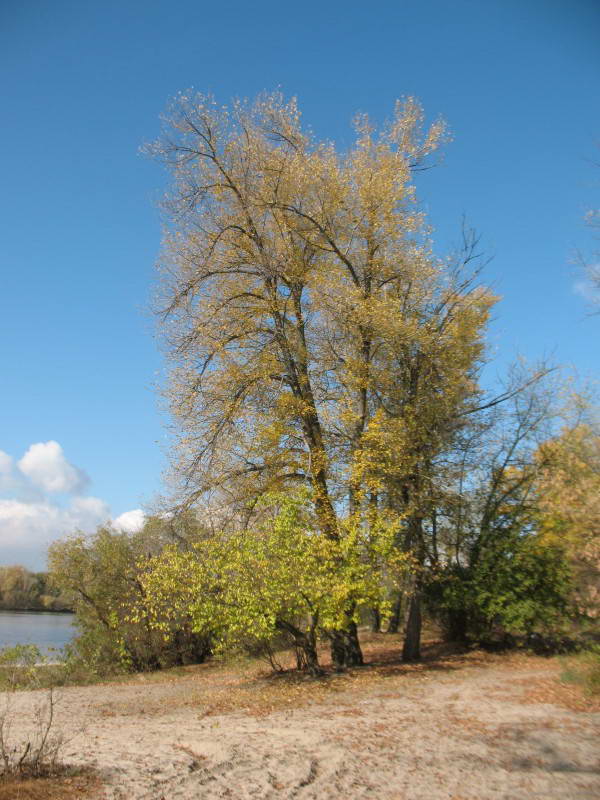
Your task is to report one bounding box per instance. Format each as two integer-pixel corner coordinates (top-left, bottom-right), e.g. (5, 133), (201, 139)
(9, 632), (598, 723)
(143, 632), (596, 719)
(519, 677), (600, 712)
(70, 632), (466, 718)
(39, 631), (598, 723)
(0, 770), (101, 800)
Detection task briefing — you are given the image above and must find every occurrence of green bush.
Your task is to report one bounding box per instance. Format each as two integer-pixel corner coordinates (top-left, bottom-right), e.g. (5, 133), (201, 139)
(48, 520), (211, 677)
(427, 531), (573, 644)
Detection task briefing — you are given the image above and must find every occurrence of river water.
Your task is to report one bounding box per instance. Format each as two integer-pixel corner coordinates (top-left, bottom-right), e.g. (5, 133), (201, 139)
(0, 610), (75, 656)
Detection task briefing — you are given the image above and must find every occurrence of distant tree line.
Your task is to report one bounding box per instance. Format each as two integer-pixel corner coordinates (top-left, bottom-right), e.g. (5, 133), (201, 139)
(0, 566), (71, 612)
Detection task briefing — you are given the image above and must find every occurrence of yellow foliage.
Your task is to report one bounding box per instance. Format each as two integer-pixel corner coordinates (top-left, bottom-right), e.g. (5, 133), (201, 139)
(534, 425), (600, 615)
(151, 91), (496, 533)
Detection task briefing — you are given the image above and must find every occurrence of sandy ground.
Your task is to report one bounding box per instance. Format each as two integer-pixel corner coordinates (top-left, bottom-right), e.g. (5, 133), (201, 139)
(7, 651), (600, 800)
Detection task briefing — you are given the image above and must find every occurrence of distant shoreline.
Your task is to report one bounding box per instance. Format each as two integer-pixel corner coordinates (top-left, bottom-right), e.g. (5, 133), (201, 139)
(0, 607), (74, 615)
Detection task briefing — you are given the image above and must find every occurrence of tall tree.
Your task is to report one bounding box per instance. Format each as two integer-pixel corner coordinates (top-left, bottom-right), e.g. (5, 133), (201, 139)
(149, 92), (495, 666)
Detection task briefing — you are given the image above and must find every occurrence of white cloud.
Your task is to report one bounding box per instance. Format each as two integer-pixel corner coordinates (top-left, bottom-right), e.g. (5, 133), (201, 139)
(0, 441), (143, 569)
(0, 500), (59, 548)
(0, 451), (43, 503)
(113, 509), (145, 533)
(71, 496), (112, 525)
(0, 496), (110, 550)
(18, 441), (88, 494)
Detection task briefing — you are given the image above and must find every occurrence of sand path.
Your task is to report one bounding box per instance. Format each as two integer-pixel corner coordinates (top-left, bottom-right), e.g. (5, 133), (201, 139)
(8, 658), (600, 799)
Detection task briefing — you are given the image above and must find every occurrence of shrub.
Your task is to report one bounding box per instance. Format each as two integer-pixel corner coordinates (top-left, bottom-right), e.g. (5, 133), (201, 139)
(48, 521), (212, 676)
(561, 646), (600, 696)
(427, 532), (573, 644)
(139, 492), (407, 675)
(0, 646), (64, 779)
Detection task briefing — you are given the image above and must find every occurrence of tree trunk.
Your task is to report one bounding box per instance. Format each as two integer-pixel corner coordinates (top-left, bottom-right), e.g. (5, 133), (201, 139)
(330, 621), (363, 670)
(295, 635), (322, 676)
(370, 606), (381, 633)
(277, 619), (323, 676)
(402, 581), (422, 661)
(346, 621), (364, 665)
(401, 509), (424, 661)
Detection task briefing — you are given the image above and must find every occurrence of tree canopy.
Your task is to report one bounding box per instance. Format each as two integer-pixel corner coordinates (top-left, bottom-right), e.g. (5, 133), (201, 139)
(148, 92), (497, 665)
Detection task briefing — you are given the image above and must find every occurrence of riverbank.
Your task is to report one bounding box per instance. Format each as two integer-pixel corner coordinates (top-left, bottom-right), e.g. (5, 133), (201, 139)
(0, 606), (73, 613)
(6, 637), (600, 799)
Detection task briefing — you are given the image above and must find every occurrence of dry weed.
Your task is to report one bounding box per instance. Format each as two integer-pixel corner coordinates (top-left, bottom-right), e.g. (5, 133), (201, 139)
(0, 770), (101, 800)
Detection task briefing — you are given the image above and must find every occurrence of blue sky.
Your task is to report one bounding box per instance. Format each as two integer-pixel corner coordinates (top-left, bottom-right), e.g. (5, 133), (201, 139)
(1, 0), (598, 568)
